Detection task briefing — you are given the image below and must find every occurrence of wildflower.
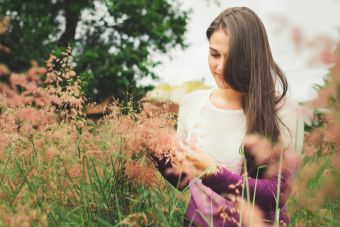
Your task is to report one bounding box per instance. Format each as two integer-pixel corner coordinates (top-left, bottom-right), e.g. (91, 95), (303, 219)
(27, 60), (46, 84)
(332, 154), (340, 171)
(0, 44), (11, 54)
(67, 163), (82, 178)
(0, 64), (10, 77)
(313, 87), (333, 108)
(15, 107), (45, 129)
(44, 147), (58, 161)
(324, 122), (340, 143)
(0, 16), (10, 34)
(18, 122), (34, 138)
(303, 143), (317, 157)
(120, 213), (148, 226)
(235, 197), (268, 227)
(125, 161), (158, 187)
(305, 128), (323, 144)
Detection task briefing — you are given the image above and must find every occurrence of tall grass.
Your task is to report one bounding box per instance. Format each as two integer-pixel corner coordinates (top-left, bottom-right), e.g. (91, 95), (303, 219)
(288, 44), (340, 226)
(1, 16), (339, 226)
(0, 126), (187, 226)
(0, 48), (187, 226)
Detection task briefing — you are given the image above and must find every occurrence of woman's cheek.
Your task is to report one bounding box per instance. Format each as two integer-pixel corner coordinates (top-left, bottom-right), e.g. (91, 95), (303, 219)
(208, 57), (217, 73)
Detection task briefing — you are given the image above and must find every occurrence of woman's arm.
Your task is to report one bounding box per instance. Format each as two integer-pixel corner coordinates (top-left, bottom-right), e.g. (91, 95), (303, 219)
(153, 156), (190, 191)
(152, 92), (194, 191)
(201, 165), (293, 212)
(181, 138), (298, 212)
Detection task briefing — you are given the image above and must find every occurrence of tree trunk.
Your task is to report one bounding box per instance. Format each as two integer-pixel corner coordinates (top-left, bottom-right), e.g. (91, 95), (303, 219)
(58, 0), (83, 47)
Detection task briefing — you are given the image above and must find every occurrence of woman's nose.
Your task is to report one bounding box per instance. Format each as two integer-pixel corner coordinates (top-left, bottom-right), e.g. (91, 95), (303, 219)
(216, 59), (224, 72)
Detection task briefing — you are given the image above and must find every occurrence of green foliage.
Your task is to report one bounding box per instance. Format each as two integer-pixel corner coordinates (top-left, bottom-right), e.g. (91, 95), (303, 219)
(0, 0), (63, 70)
(0, 0), (190, 101)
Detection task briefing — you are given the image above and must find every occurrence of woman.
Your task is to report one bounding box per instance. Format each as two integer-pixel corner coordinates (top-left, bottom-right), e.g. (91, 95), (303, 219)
(153, 7), (304, 226)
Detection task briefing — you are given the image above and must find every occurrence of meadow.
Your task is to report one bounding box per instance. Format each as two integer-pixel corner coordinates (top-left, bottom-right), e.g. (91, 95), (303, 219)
(0, 22), (340, 227)
(0, 47), (189, 226)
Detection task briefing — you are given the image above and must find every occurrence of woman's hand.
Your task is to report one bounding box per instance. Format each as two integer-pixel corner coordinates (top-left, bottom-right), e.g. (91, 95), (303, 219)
(170, 140), (218, 178)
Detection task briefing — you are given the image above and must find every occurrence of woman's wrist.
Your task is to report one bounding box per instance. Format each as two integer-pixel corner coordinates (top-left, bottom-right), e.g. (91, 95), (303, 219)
(199, 164), (218, 180)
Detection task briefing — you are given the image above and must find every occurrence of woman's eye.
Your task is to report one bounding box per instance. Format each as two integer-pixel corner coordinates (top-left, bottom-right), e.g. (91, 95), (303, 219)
(210, 53), (220, 58)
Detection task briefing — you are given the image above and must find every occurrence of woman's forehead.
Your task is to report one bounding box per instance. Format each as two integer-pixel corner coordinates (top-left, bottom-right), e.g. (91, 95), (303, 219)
(209, 29), (229, 54)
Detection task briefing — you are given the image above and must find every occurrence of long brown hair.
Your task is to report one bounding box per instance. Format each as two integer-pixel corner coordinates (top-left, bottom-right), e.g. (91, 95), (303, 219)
(206, 7), (288, 177)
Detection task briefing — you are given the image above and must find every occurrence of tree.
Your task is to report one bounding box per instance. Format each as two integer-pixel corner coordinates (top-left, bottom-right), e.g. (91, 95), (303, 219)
(0, 0), (190, 101)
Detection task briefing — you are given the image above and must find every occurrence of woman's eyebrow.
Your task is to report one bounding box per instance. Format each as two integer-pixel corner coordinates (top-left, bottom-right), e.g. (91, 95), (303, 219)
(209, 47), (219, 52)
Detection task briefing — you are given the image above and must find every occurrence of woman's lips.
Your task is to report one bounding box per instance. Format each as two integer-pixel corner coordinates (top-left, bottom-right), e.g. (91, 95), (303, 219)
(215, 73), (224, 80)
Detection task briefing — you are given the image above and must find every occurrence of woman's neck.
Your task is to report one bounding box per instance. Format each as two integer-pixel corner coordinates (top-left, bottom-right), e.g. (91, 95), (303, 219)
(211, 88), (242, 110)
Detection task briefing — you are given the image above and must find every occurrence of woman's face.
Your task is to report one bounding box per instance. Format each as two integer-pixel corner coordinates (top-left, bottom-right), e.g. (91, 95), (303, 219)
(208, 28), (229, 89)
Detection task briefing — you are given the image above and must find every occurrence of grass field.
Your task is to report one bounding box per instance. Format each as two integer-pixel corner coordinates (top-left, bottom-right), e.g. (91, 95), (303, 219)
(0, 47), (339, 226)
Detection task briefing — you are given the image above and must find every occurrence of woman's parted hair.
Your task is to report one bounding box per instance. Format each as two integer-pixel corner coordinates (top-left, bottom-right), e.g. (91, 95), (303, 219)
(206, 7), (288, 176)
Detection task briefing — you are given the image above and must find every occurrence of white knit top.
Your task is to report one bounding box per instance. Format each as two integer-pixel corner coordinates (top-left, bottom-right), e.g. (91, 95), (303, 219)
(176, 89), (304, 175)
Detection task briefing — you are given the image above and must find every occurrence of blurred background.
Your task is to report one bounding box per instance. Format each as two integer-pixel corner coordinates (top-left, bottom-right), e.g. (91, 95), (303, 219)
(1, 0), (339, 104)
(150, 0), (340, 103)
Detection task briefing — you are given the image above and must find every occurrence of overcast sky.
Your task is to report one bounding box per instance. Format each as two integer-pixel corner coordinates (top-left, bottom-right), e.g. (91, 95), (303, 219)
(148, 0), (340, 102)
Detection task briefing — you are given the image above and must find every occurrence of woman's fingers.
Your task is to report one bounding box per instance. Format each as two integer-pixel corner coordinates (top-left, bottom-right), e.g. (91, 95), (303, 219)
(188, 141), (201, 151)
(185, 149), (197, 159)
(185, 139), (202, 153)
(172, 140), (218, 177)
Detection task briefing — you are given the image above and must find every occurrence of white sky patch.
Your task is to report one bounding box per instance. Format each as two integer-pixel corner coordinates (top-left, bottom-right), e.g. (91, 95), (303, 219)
(144, 0), (340, 102)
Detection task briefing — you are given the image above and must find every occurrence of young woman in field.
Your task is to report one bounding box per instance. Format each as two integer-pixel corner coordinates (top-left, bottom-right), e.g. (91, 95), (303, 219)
(152, 7), (304, 226)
